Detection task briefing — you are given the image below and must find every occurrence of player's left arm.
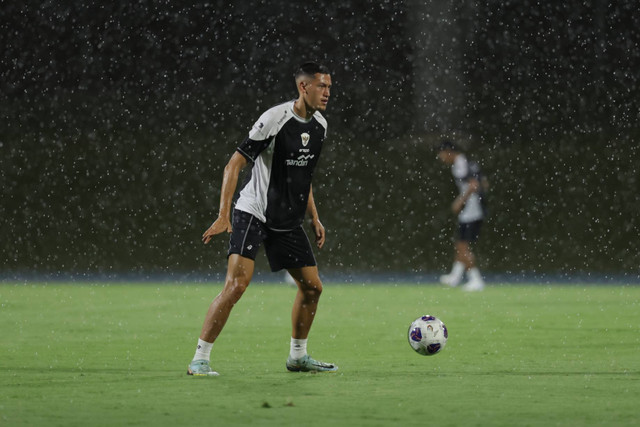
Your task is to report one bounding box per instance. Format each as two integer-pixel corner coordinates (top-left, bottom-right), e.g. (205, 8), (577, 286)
(452, 178), (480, 215)
(306, 185), (325, 249)
(481, 176), (490, 192)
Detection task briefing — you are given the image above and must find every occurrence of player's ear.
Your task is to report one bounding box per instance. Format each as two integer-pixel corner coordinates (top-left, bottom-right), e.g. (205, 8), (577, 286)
(298, 80), (308, 94)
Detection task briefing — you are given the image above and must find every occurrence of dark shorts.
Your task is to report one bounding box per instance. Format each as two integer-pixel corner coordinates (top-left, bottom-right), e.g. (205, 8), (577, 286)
(457, 220), (483, 243)
(228, 210), (317, 272)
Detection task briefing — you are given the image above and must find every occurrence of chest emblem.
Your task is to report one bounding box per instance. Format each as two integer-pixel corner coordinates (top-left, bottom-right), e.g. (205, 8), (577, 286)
(301, 133), (310, 147)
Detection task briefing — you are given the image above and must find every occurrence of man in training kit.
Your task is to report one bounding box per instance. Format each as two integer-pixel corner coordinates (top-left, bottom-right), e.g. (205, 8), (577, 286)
(437, 140), (488, 292)
(188, 62), (337, 376)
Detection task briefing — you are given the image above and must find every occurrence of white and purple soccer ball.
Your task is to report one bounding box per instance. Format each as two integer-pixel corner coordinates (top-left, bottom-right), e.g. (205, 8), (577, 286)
(408, 315), (448, 356)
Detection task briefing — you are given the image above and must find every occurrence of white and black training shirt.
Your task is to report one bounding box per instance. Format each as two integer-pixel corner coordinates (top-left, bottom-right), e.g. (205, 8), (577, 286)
(235, 100), (327, 231)
(452, 154), (486, 223)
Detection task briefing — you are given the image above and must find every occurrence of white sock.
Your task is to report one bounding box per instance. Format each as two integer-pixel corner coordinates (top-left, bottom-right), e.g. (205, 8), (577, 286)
(468, 267), (484, 283)
(193, 338), (213, 361)
(289, 338), (308, 360)
(450, 261), (465, 279)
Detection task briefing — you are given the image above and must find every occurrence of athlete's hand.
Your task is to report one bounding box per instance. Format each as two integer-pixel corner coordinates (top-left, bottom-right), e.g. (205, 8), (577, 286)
(202, 217), (232, 244)
(310, 218), (326, 249)
(451, 197), (464, 215)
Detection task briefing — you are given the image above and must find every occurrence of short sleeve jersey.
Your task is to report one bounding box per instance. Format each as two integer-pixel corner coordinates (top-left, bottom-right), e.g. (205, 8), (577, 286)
(452, 154), (485, 223)
(235, 100), (327, 230)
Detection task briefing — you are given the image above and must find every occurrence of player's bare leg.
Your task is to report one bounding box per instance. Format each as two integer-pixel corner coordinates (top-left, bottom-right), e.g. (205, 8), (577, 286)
(285, 266), (337, 372)
(455, 241), (485, 292)
(188, 254), (255, 376)
(455, 240), (475, 270)
(440, 241), (470, 287)
(288, 266), (322, 339)
(200, 254), (255, 342)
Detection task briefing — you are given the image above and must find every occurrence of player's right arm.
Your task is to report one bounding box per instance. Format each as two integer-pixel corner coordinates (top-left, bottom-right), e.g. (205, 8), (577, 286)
(451, 178), (480, 215)
(202, 151), (248, 244)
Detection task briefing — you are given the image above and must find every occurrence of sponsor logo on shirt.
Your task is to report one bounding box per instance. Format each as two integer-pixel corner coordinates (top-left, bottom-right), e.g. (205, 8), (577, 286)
(286, 153), (315, 167)
(286, 135), (314, 166)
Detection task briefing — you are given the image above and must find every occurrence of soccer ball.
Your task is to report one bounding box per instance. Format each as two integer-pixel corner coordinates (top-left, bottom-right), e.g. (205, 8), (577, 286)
(408, 315), (448, 356)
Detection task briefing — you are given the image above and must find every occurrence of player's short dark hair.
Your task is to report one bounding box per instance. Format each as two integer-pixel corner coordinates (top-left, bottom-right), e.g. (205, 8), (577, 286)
(295, 62), (331, 80)
(438, 140), (459, 152)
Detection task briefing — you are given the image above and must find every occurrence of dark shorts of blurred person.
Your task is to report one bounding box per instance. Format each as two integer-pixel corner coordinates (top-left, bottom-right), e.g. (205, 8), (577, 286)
(457, 220), (483, 243)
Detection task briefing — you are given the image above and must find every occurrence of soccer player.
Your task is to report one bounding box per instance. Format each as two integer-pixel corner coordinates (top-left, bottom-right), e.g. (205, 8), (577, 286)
(436, 140), (488, 292)
(187, 62), (338, 376)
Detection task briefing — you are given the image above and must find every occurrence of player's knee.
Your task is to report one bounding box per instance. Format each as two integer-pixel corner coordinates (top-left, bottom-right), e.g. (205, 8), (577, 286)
(224, 277), (250, 301)
(302, 279), (323, 299)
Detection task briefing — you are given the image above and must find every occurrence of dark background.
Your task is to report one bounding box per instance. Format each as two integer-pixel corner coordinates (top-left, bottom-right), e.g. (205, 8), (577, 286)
(1, 1), (639, 280)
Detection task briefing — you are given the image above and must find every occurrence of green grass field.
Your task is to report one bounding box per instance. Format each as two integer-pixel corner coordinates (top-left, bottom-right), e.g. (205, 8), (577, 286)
(1, 282), (639, 426)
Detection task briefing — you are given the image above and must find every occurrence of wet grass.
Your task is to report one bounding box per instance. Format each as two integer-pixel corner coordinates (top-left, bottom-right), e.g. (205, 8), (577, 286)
(1, 282), (639, 426)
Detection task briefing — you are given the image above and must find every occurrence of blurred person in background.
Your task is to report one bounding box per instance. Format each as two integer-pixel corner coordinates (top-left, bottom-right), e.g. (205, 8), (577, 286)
(436, 140), (488, 292)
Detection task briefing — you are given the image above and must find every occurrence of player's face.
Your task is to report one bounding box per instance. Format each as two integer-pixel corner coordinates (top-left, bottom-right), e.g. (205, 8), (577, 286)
(303, 73), (332, 111)
(438, 150), (454, 165)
